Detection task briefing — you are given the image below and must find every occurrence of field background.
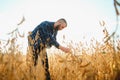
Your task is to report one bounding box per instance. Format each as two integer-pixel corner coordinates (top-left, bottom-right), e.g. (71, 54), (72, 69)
(0, 24), (120, 80)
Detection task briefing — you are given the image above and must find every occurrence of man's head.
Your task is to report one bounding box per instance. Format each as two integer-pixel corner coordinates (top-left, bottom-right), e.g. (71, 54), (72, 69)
(54, 18), (67, 30)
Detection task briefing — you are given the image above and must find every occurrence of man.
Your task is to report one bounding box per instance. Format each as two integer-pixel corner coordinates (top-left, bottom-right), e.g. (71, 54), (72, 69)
(28, 18), (70, 80)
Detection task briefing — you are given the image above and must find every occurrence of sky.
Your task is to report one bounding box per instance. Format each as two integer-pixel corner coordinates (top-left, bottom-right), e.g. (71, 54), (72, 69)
(0, 0), (120, 53)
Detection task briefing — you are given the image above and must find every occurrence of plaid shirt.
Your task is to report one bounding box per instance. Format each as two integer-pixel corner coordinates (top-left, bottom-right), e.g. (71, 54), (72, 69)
(30, 21), (59, 48)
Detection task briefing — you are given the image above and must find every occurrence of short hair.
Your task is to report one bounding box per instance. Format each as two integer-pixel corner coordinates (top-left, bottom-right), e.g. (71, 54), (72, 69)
(57, 18), (67, 26)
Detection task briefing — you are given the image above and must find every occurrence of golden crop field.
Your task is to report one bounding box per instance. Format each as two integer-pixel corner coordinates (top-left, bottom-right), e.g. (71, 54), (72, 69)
(0, 27), (120, 80)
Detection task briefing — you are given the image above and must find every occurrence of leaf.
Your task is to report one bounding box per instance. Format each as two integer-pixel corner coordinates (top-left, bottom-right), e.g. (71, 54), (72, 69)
(18, 30), (25, 38)
(99, 20), (105, 26)
(17, 16), (25, 25)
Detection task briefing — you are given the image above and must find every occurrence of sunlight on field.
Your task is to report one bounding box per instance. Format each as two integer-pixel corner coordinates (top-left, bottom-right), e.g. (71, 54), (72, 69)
(0, 25), (120, 80)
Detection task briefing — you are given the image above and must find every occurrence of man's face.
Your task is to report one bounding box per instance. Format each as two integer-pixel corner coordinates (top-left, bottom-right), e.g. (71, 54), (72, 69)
(57, 22), (67, 30)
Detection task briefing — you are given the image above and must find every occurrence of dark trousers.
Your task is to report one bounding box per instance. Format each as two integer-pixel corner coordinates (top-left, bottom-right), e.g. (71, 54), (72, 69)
(28, 36), (51, 80)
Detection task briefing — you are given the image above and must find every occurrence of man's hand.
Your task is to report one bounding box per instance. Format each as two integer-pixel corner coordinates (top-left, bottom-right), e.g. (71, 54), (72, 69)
(59, 45), (71, 53)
